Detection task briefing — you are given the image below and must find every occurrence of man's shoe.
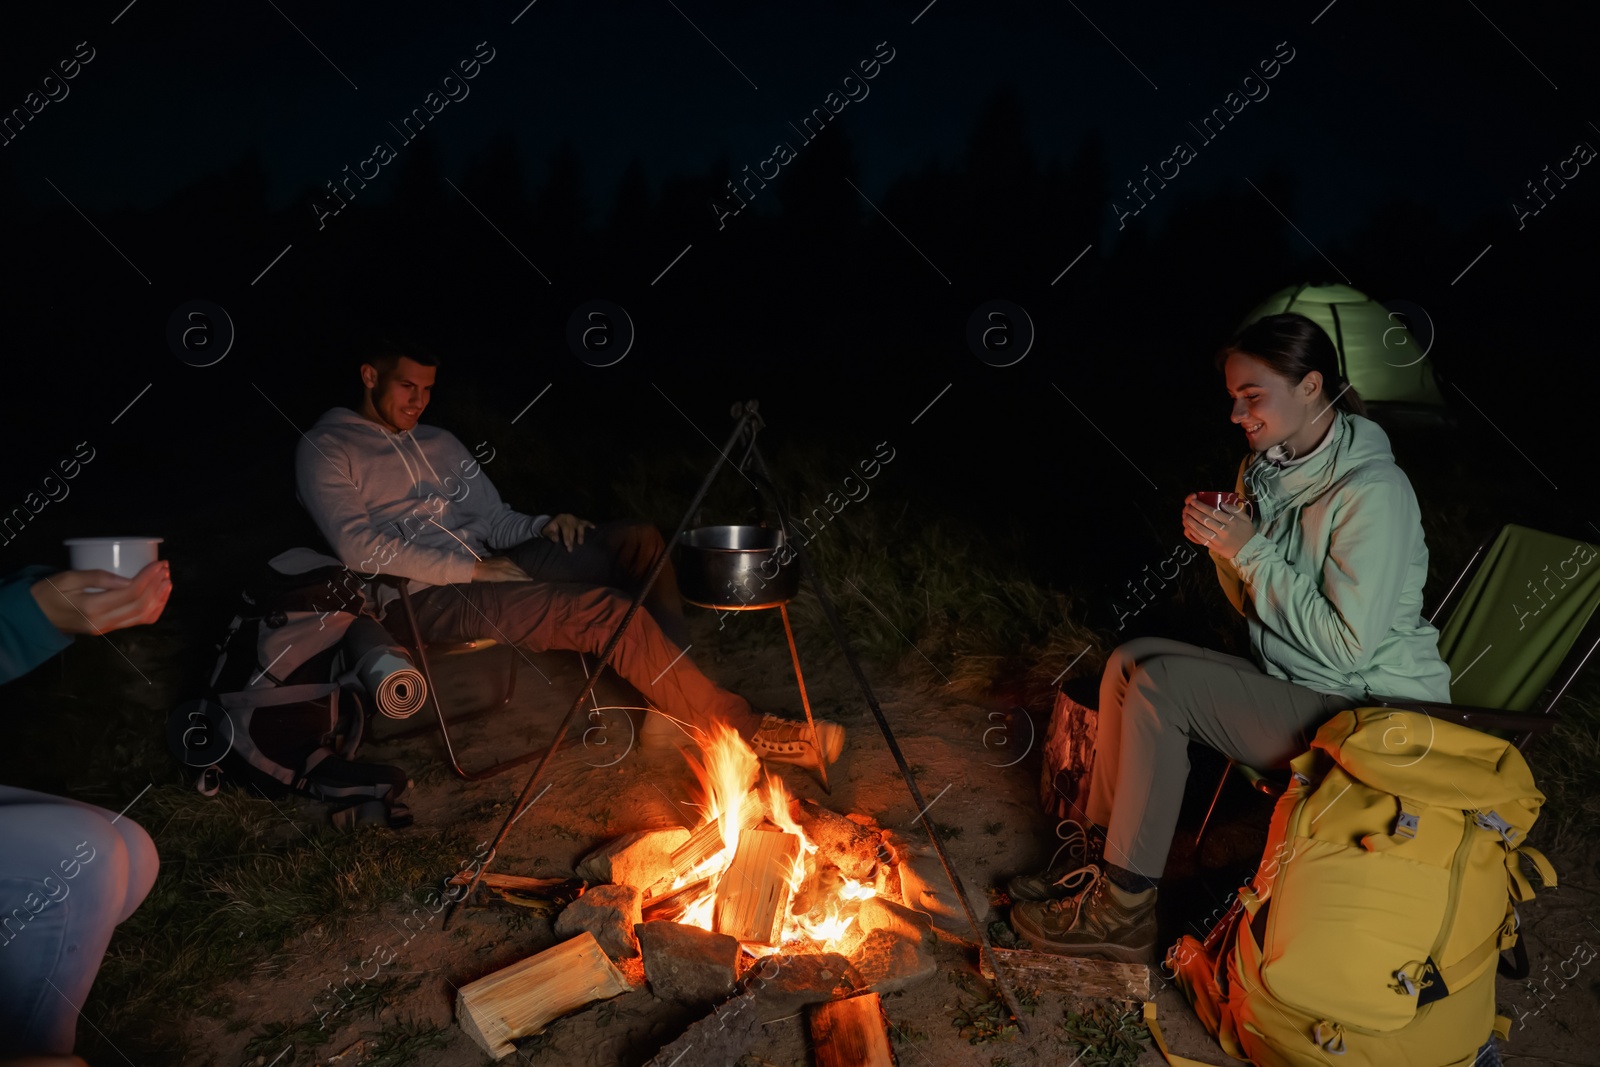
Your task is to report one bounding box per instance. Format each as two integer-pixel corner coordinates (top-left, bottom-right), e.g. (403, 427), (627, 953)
(1006, 819), (1105, 901)
(1008, 865), (1157, 964)
(749, 715), (845, 772)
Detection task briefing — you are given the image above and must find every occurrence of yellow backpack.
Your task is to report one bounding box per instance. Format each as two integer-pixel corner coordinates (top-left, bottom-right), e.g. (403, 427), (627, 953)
(1170, 707), (1556, 1066)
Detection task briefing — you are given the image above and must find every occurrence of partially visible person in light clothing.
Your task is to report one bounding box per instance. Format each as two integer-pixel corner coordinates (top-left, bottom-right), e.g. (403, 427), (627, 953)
(1, 560), (169, 1066)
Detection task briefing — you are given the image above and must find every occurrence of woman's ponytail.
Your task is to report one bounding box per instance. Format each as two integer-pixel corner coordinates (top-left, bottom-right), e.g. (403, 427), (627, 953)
(1216, 313), (1365, 418)
(1333, 378), (1367, 417)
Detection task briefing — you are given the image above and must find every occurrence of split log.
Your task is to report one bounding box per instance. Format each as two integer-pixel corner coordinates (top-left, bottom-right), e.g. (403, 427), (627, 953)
(640, 876), (712, 922)
(664, 797), (762, 885)
(713, 827), (801, 945)
(576, 827), (691, 888)
(978, 946), (1149, 1002)
(1041, 683), (1099, 821)
(808, 992), (895, 1067)
(455, 930), (636, 1059)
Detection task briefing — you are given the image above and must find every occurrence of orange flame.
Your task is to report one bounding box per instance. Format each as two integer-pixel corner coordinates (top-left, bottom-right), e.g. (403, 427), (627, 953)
(669, 722), (877, 949)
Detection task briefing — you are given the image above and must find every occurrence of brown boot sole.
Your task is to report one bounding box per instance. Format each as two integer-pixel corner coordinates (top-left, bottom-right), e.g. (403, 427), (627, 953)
(1009, 905), (1156, 965)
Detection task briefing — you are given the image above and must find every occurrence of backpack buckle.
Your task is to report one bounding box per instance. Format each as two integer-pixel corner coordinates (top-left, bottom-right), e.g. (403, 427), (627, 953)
(1312, 1021), (1347, 1054)
(1389, 960), (1436, 997)
(1473, 809), (1519, 845)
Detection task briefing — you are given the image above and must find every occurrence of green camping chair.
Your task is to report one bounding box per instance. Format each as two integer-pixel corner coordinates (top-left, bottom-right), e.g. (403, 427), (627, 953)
(1198, 523), (1600, 844)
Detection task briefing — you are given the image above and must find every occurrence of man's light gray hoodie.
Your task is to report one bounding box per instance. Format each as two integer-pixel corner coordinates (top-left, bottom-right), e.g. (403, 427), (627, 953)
(295, 407), (549, 589)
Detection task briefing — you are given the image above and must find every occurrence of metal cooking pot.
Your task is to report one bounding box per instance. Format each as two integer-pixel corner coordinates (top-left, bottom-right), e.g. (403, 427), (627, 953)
(674, 525), (797, 610)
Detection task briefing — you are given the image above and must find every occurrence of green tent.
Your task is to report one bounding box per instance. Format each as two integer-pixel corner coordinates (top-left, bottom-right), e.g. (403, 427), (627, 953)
(1238, 283), (1445, 407)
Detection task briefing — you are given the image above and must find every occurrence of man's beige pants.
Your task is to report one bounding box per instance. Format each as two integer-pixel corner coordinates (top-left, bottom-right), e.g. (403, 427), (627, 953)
(1086, 637), (1355, 879)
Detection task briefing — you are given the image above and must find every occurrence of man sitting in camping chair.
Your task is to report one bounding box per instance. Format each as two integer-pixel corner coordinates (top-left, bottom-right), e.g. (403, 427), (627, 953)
(292, 337), (843, 774)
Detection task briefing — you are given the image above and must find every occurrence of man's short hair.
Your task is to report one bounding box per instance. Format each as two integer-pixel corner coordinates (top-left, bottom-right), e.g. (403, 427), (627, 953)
(361, 335), (440, 375)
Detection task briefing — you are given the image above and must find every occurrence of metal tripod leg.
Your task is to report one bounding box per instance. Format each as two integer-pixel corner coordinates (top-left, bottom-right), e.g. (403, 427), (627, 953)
(395, 582), (550, 782)
(777, 601), (829, 794)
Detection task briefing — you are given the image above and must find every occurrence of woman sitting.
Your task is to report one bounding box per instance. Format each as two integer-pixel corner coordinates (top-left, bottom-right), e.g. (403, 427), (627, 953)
(1, 561), (169, 1066)
(1009, 312), (1450, 962)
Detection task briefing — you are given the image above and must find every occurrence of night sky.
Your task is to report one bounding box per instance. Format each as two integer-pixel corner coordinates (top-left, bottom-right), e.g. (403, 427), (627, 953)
(1, 0), (1594, 583)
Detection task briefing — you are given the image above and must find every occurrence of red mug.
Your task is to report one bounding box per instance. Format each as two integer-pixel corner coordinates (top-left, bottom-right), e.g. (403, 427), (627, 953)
(1195, 491), (1255, 520)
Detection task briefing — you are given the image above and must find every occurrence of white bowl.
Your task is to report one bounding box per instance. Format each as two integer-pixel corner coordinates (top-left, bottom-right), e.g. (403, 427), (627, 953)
(64, 537), (164, 579)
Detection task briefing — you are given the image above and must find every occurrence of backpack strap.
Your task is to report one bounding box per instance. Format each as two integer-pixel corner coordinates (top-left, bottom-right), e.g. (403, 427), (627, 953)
(1143, 1002), (1222, 1067)
(1437, 920), (1515, 993)
(1507, 846), (1557, 902)
(1360, 795), (1427, 852)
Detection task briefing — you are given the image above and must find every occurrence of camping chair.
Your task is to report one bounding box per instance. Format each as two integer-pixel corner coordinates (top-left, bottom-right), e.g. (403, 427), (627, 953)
(1197, 523), (1600, 845)
(365, 575), (547, 781)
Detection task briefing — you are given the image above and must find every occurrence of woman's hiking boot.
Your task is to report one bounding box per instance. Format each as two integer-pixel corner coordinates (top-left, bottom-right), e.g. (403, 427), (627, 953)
(1006, 819), (1106, 901)
(1008, 864), (1157, 964)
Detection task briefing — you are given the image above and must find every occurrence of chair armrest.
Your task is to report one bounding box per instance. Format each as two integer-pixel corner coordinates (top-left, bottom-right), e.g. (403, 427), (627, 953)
(1366, 698), (1560, 736)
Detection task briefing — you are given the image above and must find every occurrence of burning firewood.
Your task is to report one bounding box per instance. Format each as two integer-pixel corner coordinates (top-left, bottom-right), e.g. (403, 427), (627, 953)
(455, 930), (637, 1059)
(808, 992), (896, 1067)
(639, 876), (712, 923)
(794, 798), (883, 882)
(712, 826), (802, 945)
(661, 793), (763, 889)
(791, 858), (845, 921)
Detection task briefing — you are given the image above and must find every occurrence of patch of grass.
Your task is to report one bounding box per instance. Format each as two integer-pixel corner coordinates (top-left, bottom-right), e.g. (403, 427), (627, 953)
(951, 998), (1019, 1045)
(244, 1018), (330, 1062)
(613, 441), (1104, 702)
(780, 496), (1105, 703)
(1526, 680), (1600, 845)
(1059, 1004), (1151, 1066)
(362, 1018), (450, 1067)
(946, 969), (1021, 1044)
(79, 784), (474, 1063)
(342, 973), (423, 1019)
(984, 820), (1006, 836)
(932, 820), (964, 840)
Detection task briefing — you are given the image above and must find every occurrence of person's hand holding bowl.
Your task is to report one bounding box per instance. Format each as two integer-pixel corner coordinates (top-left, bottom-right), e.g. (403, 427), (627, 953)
(31, 560), (172, 635)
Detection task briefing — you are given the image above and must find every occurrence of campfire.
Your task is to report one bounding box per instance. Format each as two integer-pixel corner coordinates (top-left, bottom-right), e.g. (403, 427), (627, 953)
(639, 724), (879, 952)
(454, 723), (954, 1060)
(454, 723), (1155, 1062)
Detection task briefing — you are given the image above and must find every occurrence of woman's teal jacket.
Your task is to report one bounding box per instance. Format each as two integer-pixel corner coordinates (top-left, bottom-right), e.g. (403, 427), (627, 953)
(1213, 411), (1452, 702)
